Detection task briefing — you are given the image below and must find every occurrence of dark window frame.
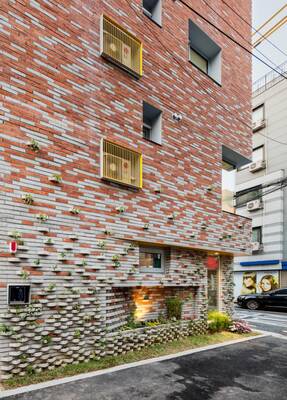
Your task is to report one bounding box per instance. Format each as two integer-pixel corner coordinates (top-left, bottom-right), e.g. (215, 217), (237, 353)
(235, 185), (262, 208)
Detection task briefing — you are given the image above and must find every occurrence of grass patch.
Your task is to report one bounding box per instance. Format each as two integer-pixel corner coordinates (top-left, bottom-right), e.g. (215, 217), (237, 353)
(3, 331), (257, 389)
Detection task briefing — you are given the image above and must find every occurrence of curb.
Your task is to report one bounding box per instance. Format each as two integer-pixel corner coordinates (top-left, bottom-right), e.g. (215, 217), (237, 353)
(0, 333), (268, 398)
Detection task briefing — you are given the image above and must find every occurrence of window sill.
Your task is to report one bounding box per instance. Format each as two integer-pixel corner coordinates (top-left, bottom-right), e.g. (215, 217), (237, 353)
(101, 53), (142, 80)
(142, 137), (162, 146)
(140, 269), (165, 274)
(188, 60), (222, 87)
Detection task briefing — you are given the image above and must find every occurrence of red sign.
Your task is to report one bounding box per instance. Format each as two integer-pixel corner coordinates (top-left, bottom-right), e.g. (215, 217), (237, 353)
(9, 241), (18, 254)
(206, 256), (219, 270)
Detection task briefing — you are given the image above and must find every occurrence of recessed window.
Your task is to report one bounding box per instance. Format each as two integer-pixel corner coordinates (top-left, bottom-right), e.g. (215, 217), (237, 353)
(143, 102), (162, 144)
(189, 19), (222, 84)
(222, 160), (236, 213)
(143, 0), (162, 26)
(101, 139), (142, 188)
(8, 285), (30, 305)
(189, 48), (208, 74)
(139, 247), (165, 273)
(252, 145), (264, 162)
(252, 227), (262, 243)
(252, 105), (265, 131)
(235, 186), (262, 208)
(100, 15), (143, 78)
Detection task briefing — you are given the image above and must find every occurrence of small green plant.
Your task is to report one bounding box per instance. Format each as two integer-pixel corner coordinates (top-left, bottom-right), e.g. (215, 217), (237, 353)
(20, 354), (28, 362)
(47, 283), (56, 292)
(26, 365), (36, 376)
(37, 213), (48, 223)
(41, 335), (52, 345)
(116, 206), (126, 214)
(70, 207), (80, 215)
(112, 255), (121, 268)
(59, 252), (67, 259)
(20, 270), (30, 281)
(49, 173), (62, 183)
(0, 324), (13, 335)
(97, 240), (106, 249)
(168, 212), (176, 220)
(45, 238), (54, 245)
(34, 258), (40, 266)
(166, 297), (183, 321)
(104, 229), (111, 235)
(208, 311), (231, 333)
(80, 259), (87, 267)
(73, 303), (81, 311)
(9, 230), (22, 240)
(129, 243), (135, 251)
(27, 138), (40, 152)
(22, 193), (34, 205)
(74, 329), (81, 339)
(143, 223), (149, 230)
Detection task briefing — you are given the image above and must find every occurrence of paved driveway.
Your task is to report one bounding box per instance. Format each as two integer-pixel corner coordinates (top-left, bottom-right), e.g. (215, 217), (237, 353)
(3, 336), (287, 400)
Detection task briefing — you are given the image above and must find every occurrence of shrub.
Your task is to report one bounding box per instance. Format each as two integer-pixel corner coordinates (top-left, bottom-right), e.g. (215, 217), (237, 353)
(208, 311), (231, 333)
(229, 320), (252, 334)
(166, 297), (183, 320)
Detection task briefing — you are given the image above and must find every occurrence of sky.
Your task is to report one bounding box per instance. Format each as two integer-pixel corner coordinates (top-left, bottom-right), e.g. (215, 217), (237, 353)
(252, 0), (287, 83)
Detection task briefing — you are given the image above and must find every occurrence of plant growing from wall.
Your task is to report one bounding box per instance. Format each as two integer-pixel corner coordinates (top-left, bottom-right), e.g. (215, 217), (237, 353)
(41, 335), (52, 345)
(27, 138), (40, 152)
(37, 213), (48, 223)
(34, 258), (41, 267)
(58, 252), (67, 261)
(104, 229), (111, 235)
(129, 243), (135, 251)
(116, 205), (127, 214)
(22, 193), (34, 205)
(44, 238), (54, 245)
(97, 240), (106, 250)
(168, 212), (176, 220)
(112, 255), (121, 268)
(46, 283), (56, 292)
(9, 230), (22, 240)
(166, 297), (183, 321)
(70, 207), (80, 215)
(79, 259), (87, 267)
(49, 173), (62, 184)
(74, 329), (81, 338)
(143, 223), (149, 230)
(0, 324), (13, 335)
(20, 270), (30, 281)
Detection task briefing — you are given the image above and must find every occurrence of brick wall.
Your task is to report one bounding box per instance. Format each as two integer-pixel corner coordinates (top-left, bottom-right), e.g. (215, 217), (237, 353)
(0, 0), (252, 379)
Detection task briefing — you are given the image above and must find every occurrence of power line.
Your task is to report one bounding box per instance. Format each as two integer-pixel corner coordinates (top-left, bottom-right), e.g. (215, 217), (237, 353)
(176, 0), (287, 82)
(221, 0), (287, 58)
(201, 0), (287, 75)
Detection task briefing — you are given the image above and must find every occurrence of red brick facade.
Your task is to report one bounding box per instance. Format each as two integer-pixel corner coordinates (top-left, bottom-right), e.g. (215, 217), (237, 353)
(0, 0), (252, 379)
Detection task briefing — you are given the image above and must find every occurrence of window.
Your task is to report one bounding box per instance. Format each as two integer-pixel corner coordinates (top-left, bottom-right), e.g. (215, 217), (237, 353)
(143, 102), (162, 144)
(252, 227), (262, 243)
(8, 285), (30, 305)
(274, 289), (287, 295)
(101, 139), (142, 188)
(139, 247), (165, 273)
(235, 186), (262, 208)
(252, 145), (264, 162)
(189, 48), (208, 74)
(100, 15), (143, 78)
(222, 160), (236, 213)
(252, 105), (265, 131)
(189, 19), (222, 84)
(143, 0), (162, 26)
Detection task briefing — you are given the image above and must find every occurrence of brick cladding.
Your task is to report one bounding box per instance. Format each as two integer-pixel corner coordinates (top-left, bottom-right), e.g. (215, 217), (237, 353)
(0, 0), (252, 379)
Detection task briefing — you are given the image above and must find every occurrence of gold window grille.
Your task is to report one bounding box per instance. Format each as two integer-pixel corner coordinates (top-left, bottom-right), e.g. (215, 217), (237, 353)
(100, 15), (143, 78)
(101, 139), (142, 188)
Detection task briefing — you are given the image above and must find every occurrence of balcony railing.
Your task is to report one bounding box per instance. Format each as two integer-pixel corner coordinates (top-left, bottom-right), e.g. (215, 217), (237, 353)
(101, 139), (142, 188)
(100, 15), (143, 78)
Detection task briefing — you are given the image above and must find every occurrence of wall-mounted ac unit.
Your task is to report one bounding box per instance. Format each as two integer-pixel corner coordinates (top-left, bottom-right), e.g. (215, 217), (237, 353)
(252, 242), (262, 252)
(246, 199), (262, 211)
(249, 160), (266, 173)
(252, 119), (266, 132)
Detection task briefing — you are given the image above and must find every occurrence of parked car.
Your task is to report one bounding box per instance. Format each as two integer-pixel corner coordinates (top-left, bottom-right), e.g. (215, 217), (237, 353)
(237, 288), (287, 310)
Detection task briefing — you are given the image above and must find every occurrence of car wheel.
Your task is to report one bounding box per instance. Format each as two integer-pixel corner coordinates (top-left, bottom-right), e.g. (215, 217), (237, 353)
(246, 300), (260, 310)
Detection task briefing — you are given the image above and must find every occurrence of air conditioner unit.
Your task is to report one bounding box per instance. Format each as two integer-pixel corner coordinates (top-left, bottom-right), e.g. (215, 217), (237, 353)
(104, 154), (132, 184)
(252, 119), (266, 132)
(252, 242), (262, 252)
(249, 160), (266, 173)
(246, 199), (262, 211)
(104, 31), (121, 60)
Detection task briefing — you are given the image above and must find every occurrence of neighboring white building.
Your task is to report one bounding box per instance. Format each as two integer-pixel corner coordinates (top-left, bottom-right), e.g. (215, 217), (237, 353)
(234, 62), (287, 299)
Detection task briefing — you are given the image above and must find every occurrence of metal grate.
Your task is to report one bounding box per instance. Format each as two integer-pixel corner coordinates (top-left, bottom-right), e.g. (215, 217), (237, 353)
(101, 15), (142, 77)
(101, 139), (142, 188)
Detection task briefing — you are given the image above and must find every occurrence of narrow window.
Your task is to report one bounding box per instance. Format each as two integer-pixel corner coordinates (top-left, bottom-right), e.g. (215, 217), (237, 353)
(143, 0), (162, 26)
(235, 186), (262, 208)
(252, 145), (264, 162)
(143, 102), (162, 144)
(8, 285), (30, 305)
(222, 160), (236, 213)
(189, 48), (208, 74)
(252, 227), (262, 243)
(252, 105), (265, 131)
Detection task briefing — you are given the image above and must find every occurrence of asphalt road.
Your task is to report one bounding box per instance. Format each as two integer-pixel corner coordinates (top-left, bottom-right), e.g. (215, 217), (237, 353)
(234, 306), (287, 336)
(3, 336), (287, 400)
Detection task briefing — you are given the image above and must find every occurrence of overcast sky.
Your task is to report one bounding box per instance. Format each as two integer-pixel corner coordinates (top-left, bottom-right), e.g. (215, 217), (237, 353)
(252, 0), (287, 82)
